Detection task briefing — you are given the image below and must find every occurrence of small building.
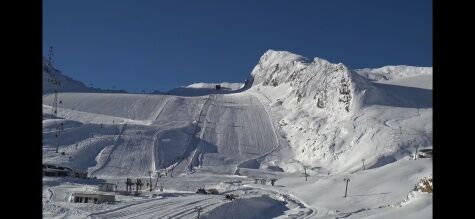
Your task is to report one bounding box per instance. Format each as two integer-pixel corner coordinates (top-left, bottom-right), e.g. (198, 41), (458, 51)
(43, 164), (71, 177)
(98, 183), (117, 192)
(72, 171), (88, 179)
(418, 148), (433, 158)
(43, 163), (88, 179)
(69, 192), (115, 204)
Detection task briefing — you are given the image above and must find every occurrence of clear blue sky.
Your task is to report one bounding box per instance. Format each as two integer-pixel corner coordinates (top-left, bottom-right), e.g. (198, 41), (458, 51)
(43, 0), (432, 93)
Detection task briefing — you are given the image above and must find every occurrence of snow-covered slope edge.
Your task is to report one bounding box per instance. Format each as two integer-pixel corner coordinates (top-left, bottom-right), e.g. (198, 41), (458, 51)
(168, 82), (245, 96)
(247, 50), (432, 174)
(355, 65), (432, 81)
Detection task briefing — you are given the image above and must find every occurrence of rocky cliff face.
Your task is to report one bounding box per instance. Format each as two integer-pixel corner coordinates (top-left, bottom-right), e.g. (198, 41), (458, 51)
(250, 50), (375, 115)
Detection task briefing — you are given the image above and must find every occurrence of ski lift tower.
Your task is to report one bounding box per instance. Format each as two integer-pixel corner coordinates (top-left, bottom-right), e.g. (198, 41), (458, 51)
(47, 46), (61, 116)
(48, 46), (54, 69)
(49, 71), (61, 116)
(46, 46), (54, 74)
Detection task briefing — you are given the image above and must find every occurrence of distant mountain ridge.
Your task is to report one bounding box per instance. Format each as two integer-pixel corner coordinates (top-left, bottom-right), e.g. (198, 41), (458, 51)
(42, 57), (127, 94)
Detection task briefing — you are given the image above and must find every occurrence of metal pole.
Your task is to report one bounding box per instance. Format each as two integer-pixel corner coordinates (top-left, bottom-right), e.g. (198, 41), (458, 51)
(415, 146), (419, 160)
(344, 178), (350, 198)
(55, 128), (59, 153)
(55, 123), (63, 153)
(149, 171), (153, 192)
(345, 180), (348, 197)
(155, 172), (160, 188)
(195, 207), (202, 219)
(304, 166), (308, 181)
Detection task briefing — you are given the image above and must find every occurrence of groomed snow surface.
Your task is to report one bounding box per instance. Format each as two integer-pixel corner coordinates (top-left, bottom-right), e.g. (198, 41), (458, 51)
(43, 50), (432, 218)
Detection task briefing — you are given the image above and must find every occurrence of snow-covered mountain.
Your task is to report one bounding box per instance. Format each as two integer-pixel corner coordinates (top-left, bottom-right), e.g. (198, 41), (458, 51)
(247, 50), (432, 173)
(42, 50), (432, 175)
(250, 50), (381, 114)
(42, 50), (432, 218)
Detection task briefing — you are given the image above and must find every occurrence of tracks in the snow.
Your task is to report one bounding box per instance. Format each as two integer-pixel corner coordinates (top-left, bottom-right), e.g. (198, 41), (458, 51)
(90, 123), (127, 176)
(89, 195), (223, 219)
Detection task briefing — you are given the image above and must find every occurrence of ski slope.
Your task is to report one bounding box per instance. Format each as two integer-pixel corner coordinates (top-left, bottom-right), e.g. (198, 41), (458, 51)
(43, 91), (279, 178)
(191, 93), (278, 174)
